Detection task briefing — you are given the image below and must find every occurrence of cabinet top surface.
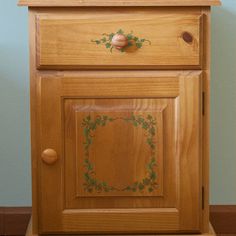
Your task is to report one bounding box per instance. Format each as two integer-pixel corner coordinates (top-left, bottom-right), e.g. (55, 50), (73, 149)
(18, 0), (221, 7)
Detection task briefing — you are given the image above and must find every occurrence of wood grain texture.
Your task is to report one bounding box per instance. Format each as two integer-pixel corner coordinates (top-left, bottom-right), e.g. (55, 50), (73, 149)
(36, 70), (202, 234)
(73, 100), (164, 197)
(62, 209), (180, 233)
(18, 0), (221, 7)
(64, 98), (173, 207)
(25, 217), (216, 236)
(29, 9), (39, 234)
(24, 4), (216, 235)
(179, 72), (202, 231)
(61, 77), (179, 97)
(4, 206), (236, 235)
(36, 8), (202, 69)
(201, 7), (211, 233)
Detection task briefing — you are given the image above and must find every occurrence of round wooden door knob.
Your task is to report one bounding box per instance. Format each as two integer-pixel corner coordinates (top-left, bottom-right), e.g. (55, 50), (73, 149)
(111, 34), (128, 50)
(41, 149), (58, 165)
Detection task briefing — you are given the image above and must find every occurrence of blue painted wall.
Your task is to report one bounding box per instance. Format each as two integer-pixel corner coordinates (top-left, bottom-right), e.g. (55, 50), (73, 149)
(0, 0), (235, 205)
(211, 0), (236, 204)
(0, 0), (31, 206)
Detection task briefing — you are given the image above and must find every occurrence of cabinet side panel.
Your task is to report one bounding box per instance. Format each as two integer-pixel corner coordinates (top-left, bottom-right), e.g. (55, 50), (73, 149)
(201, 6), (211, 233)
(29, 9), (39, 234)
(18, 0), (222, 7)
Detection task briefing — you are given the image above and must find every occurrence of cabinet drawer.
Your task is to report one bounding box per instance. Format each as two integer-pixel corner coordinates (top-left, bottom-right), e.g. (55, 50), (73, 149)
(36, 8), (203, 69)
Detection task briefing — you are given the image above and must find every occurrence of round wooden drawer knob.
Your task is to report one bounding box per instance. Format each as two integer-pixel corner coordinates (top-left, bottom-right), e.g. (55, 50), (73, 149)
(41, 149), (58, 165)
(111, 34), (128, 50)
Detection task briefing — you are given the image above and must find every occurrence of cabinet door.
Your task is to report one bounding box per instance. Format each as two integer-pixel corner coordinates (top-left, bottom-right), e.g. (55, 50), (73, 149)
(38, 71), (202, 234)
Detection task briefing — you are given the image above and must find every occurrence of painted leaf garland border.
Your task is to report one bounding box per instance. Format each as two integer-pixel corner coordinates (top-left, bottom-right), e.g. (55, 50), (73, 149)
(82, 113), (158, 193)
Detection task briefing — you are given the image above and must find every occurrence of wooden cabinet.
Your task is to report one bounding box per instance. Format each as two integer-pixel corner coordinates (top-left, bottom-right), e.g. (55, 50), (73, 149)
(18, 0), (221, 235)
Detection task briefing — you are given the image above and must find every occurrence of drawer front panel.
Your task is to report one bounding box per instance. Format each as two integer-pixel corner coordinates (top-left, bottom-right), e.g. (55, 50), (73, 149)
(36, 8), (202, 69)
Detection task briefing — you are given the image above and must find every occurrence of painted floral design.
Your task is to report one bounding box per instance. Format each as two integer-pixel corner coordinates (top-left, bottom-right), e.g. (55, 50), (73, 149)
(91, 29), (151, 53)
(82, 113), (158, 193)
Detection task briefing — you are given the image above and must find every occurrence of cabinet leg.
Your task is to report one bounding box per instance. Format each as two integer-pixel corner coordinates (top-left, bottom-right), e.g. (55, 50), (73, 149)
(25, 217), (35, 236)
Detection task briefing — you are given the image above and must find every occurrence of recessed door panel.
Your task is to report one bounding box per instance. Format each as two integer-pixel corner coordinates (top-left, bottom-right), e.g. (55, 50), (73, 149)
(74, 101), (163, 197)
(65, 99), (166, 197)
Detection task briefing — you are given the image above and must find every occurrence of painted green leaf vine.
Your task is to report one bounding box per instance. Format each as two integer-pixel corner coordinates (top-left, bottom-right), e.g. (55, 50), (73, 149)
(81, 113), (158, 194)
(91, 29), (151, 53)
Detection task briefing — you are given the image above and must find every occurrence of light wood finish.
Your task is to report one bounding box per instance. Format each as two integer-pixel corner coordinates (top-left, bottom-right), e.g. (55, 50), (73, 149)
(4, 206), (236, 236)
(65, 99), (165, 198)
(37, 8), (202, 69)
(18, 0), (221, 7)
(201, 7), (211, 233)
(25, 218), (216, 236)
(37, 70), (202, 234)
(28, 9), (39, 234)
(21, 2), (220, 235)
(41, 149), (58, 165)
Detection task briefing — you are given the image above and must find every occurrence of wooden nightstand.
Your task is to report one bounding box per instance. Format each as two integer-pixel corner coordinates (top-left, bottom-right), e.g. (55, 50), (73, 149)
(18, 1), (221, 235)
